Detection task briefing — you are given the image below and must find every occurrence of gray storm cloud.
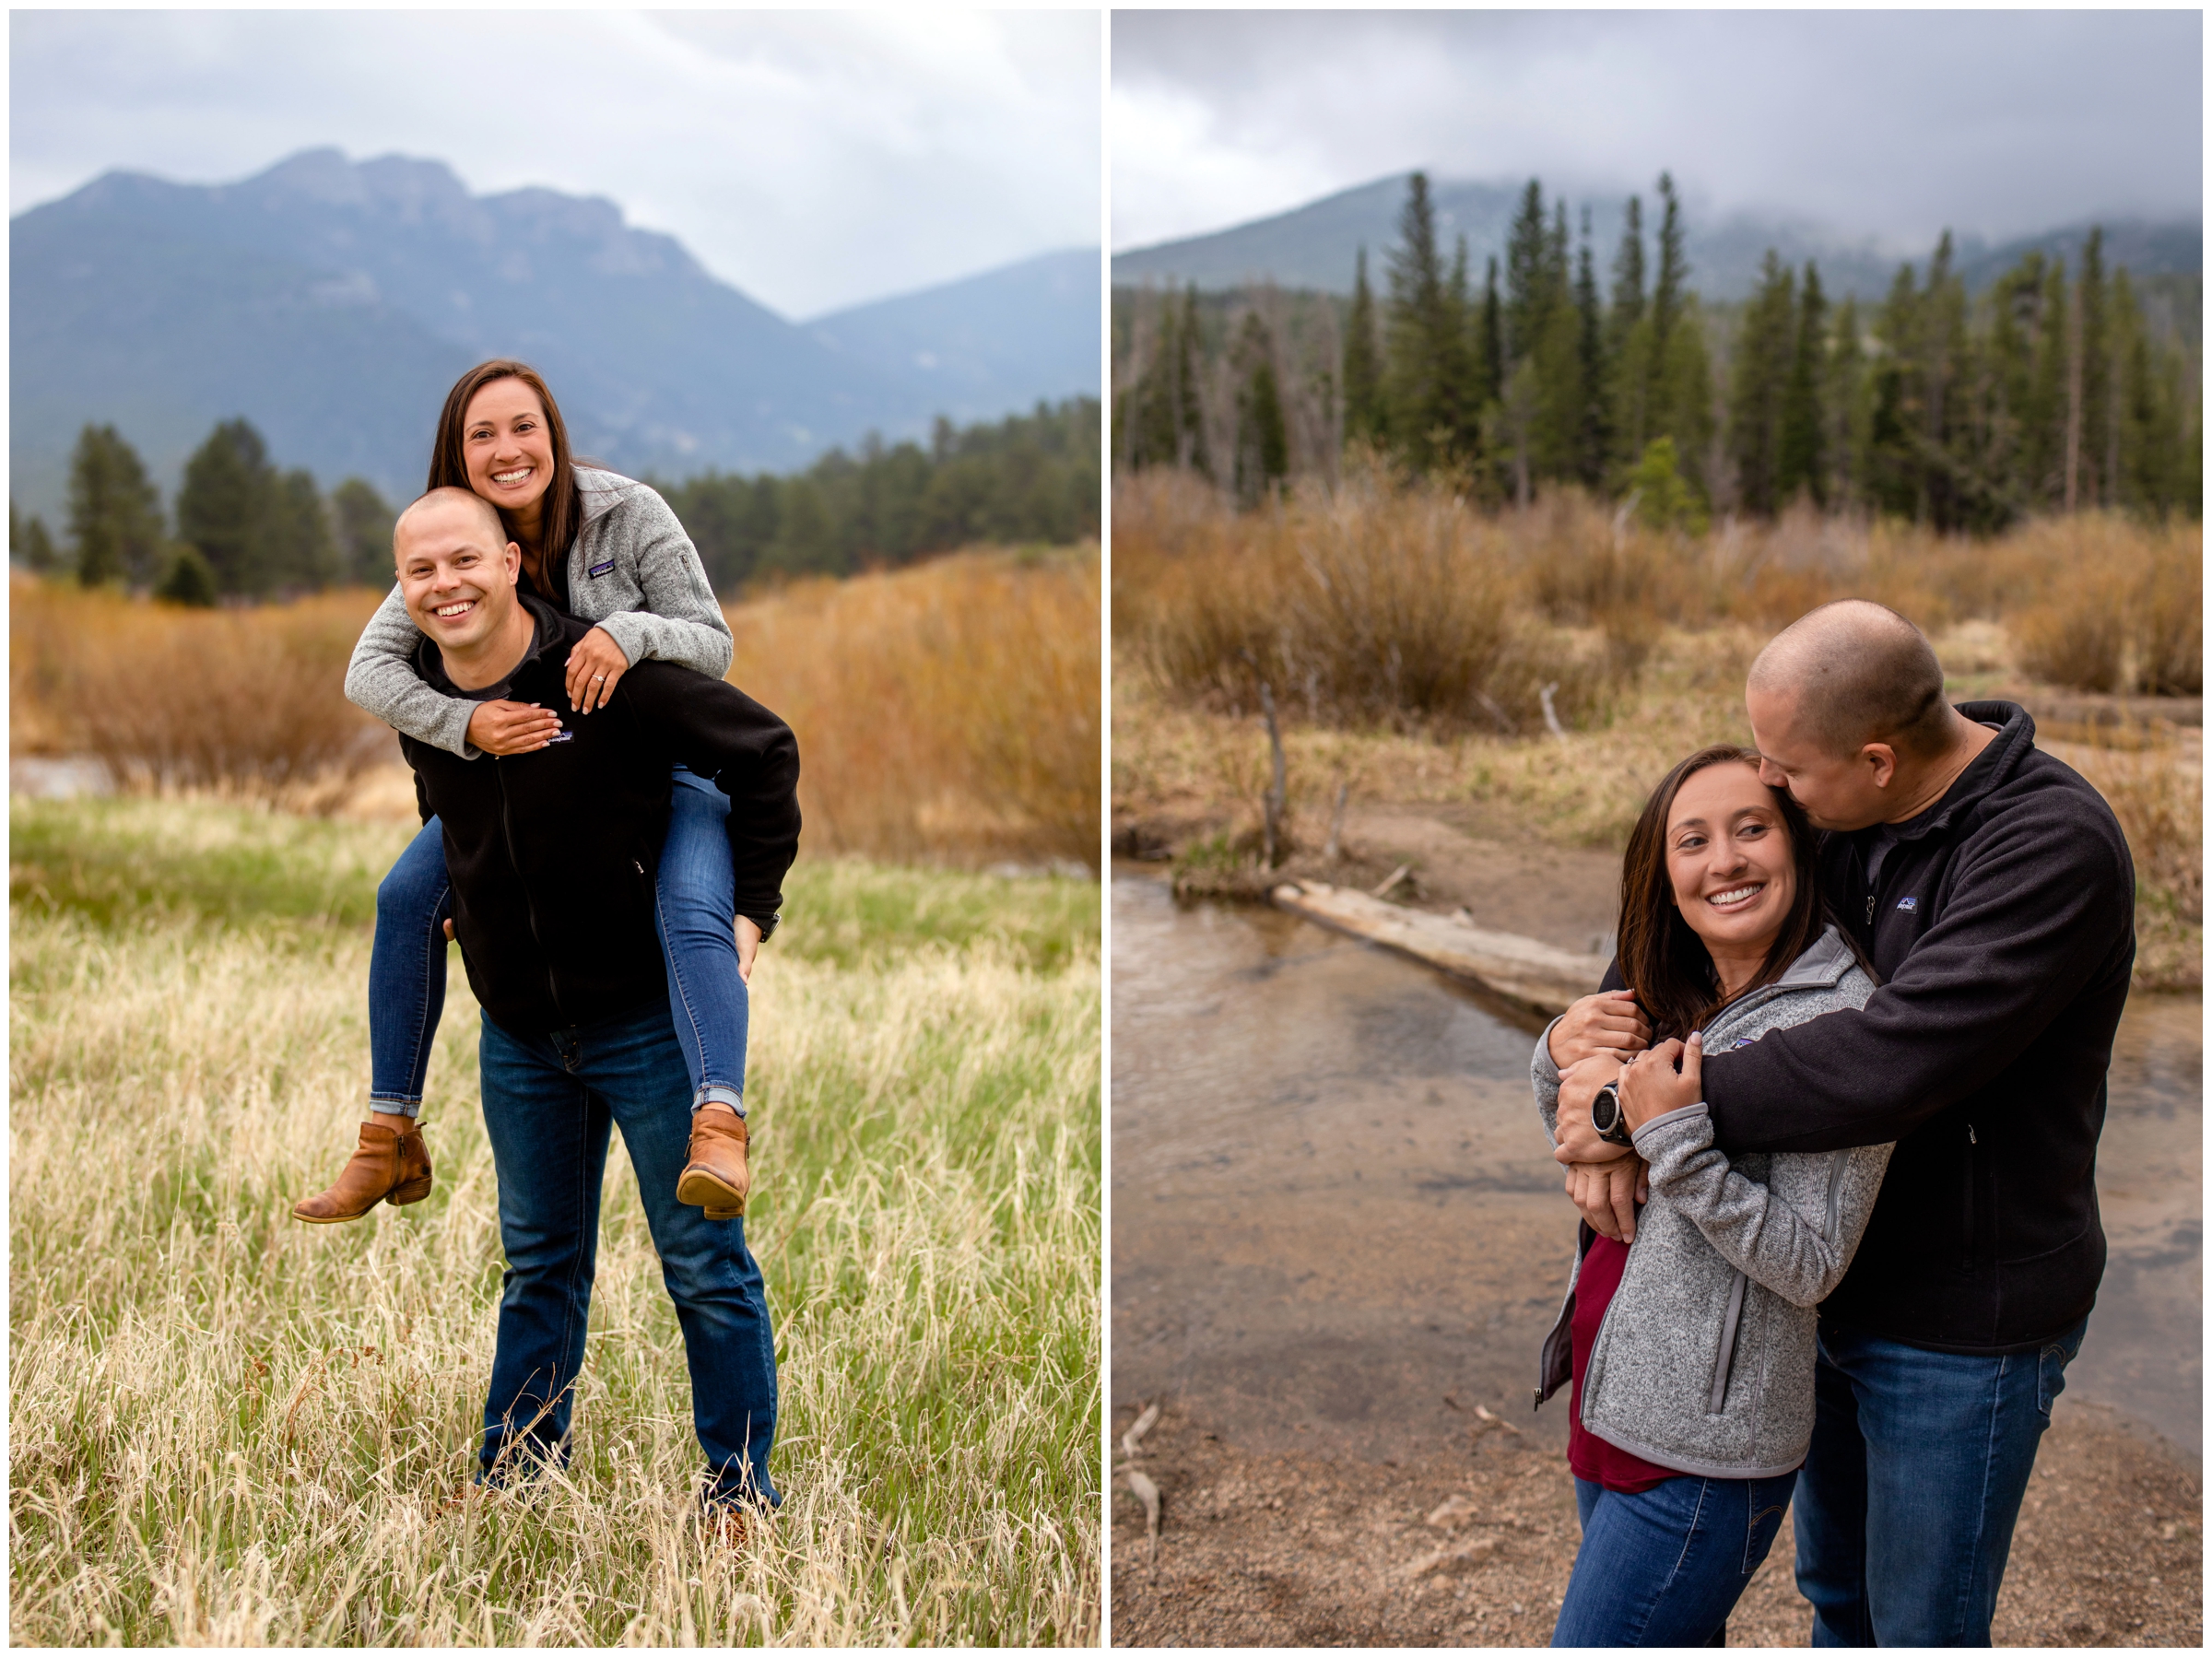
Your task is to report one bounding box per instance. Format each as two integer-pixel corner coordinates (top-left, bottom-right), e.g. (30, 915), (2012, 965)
(1111, 10), (2201, 252)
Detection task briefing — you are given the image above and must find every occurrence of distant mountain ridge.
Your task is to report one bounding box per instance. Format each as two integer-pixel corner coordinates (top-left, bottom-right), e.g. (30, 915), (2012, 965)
(11, 148), (1100, 523)
(1112, 173), (2202, 304)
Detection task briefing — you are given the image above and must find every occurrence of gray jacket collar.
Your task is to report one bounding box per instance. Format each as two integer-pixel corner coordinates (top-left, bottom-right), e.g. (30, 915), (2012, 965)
(1701, 925), (1859, 1039)
(574, 465), (637, 530)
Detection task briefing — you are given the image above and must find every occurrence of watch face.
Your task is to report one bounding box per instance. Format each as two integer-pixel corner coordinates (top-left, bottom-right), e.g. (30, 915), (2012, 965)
(1593, 1086), (1619, 1134)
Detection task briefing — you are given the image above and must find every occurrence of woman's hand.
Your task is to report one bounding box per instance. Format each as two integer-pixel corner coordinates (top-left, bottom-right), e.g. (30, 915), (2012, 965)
(735, 914), (762, 984)
(467, 699), (564, 756)
(1552, 1053), (1629, 1164)
(1547, 991), (1651, 1069)
(1620, 1032), (1704, 1129)
(564, 626), (631, 713)
(1565, 1158), (1651, 1243)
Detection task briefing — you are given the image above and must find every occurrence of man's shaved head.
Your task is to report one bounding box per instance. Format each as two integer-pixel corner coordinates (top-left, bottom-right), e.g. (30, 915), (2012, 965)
(1748, 600), (1949, 758)
(394, 487), (503, 556)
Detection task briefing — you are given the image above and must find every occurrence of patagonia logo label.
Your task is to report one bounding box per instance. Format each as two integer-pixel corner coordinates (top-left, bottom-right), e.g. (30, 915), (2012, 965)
(546, 729), (574, 744)
(1733, 1037), (1757, 1050)
(1897, 896), (1919, 912)
(587, 560), (616, 578)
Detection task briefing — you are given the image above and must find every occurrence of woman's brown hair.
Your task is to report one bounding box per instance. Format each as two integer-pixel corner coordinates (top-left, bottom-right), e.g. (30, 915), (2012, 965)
(427, 360), (583, 603)
(1617, 744), (1831, 1041)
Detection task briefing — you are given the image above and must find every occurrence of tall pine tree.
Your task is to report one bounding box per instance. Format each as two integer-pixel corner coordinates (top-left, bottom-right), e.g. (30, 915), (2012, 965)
(66, 424), (165, 587)
(1341, 246), (1385, 451)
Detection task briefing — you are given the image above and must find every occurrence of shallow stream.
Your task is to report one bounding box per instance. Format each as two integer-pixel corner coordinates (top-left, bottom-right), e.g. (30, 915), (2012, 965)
(1111, 870), (2201, 1461)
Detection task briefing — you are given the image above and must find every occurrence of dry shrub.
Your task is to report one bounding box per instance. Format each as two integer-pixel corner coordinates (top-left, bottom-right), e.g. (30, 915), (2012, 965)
(1117, 467), (1611, 734)
(725, 548), (1100, 870)
(10, 580), (389, 803)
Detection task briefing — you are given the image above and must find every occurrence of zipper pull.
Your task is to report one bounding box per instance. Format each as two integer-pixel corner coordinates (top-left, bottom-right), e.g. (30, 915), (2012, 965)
(1865, 895), (1877, 924)
(1968, 1123), (1978, 1145)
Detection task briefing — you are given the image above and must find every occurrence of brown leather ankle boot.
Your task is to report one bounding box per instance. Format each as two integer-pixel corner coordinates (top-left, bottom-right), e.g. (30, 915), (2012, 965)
(292, 1122), (433, 1223)
(676, 1111), (750, 1220)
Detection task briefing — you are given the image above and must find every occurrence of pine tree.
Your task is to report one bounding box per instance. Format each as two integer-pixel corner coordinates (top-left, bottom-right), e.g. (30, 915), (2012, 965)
(1476, 256), (1504, 409)
(178, 418), (276, 594)
(2077, 229), (2111, 509)
(332, 478), (398, 586)
(1175, 286), (1210, 477)
(2025, 259), (2070, 510)
(1573, 210), (1610, 488)
(1729, 250), (1797, 516)
(155, 546), (219, 607)
(1776, 262), (1828, 508)
(1608, 195), (1649, 468)
(265, 467), (338, 592)
(11, 501), (60, 572)
(1440, 236), (1482, 466)
(1341, 246), (1385, 450)
(1232, 311), (1290, 506)
(1828, 296), (1868, 510)
(1383, 172), (1456, 473)
(1503, 179), (1549, 366)
(66, 424), (165, 588)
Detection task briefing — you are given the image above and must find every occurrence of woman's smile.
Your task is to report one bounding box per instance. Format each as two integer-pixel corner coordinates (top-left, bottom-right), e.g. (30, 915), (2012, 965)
(1704, 880), (1766, 912)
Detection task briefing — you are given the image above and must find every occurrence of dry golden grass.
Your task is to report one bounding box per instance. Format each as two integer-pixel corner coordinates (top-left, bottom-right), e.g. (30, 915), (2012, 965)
(10, 580), (391, 800)
(11, 797), (1101, 1645)
(12, 547), (1104, 868)
(726, 548), (1100, 870)
(1113, 471), (2203, 722)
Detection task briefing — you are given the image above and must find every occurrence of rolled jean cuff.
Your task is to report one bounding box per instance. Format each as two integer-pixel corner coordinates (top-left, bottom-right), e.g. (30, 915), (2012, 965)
(368, 1093), (424, 1119)
(693, 1084), (745, 1116)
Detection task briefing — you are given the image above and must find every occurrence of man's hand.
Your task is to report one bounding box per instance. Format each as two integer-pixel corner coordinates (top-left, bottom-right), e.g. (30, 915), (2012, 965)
(1565, 1158), (1649, 1242)
(735, 914), (762, 984)
(564, 626), (631, 713)
(1547, 991), (1651, 1069)
(466, 699), (564, 756)
(1552, 1053), (1630, 1165)
(1621, 1032), (1703, 1129)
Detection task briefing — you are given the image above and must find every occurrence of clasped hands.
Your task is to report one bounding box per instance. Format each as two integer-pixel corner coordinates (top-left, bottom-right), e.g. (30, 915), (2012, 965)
(465, 626), (633, 757)
(1546, 991), (1704, 1243)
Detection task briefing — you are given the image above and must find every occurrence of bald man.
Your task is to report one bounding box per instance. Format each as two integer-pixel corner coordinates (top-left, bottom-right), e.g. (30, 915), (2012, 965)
(366, 488), (798, 1515)
(1551, 599), (2134, 1646)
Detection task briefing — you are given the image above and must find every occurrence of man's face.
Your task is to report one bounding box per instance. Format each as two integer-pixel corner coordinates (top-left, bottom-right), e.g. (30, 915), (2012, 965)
(395, 498), (520, 657)
(1746, 684), (1897, 831)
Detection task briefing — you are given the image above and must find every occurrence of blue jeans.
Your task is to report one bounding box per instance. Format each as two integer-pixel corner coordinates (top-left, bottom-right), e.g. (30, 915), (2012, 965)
(1552, 1472), (1797, 1647)
(476, 1001), (778, 1507)
(1795, 1314), (2087, 1646)
(368, 769), (748, 1116)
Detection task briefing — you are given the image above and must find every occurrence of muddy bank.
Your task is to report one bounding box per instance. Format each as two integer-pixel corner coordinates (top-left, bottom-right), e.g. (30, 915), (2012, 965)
(1109, 1398), (2202, 1647)
(1110, 870), (2201, 1645)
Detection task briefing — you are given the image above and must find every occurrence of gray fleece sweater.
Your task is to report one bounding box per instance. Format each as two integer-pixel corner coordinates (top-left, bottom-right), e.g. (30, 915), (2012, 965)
(1531, 926), (1891, 1479)
(346, 467), (733, 758)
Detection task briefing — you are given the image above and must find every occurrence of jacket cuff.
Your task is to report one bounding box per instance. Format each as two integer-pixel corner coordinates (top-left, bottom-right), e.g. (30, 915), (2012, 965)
(1630, 1100), (1712, 1154)
(593, 610), (647, 666)
(1532, 1017), (1565, 1087)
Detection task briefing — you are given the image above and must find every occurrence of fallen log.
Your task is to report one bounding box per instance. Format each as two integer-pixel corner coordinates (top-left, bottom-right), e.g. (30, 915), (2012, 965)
(1270, 879), (1608, 1017)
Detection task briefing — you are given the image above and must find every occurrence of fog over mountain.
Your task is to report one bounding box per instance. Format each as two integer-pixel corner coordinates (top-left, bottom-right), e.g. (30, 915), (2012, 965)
(11, 148), (1100, 524)
(1110, 172), (2203, 305)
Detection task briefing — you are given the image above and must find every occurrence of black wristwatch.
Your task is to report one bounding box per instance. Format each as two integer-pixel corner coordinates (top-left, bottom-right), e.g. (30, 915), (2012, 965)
(748, 911), (780, 944)
(1591, 1082), (1635, 1146)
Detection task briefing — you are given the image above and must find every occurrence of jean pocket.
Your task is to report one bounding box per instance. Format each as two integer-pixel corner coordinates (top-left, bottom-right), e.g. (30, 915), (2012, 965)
(2037, 1341), (2073, 1418)
(1742, 1483), (1793, 1577)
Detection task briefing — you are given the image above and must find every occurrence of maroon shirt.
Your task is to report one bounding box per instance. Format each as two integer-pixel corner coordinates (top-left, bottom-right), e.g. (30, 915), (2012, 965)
(1567, 1234), (1677, 1493)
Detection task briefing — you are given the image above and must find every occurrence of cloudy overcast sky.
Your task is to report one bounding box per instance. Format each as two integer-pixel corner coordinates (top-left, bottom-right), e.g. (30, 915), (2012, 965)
(1112, 10), (2202, 253)
(11, 9), (1101, 318)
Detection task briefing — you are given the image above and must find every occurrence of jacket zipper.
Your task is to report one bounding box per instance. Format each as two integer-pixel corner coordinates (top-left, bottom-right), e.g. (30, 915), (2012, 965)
(497, 756), (566, 1023)
(1708, 1271), (1748, 1414)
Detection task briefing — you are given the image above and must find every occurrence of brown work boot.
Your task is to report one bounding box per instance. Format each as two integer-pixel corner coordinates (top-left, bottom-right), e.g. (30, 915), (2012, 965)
(291, 1122), (432, 1223)
(676, 1110), (750, 1220)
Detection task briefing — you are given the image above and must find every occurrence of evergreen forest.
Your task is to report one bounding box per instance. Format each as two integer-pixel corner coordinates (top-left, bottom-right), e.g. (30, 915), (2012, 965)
(1113, 173), (2202, 532)
(12, 397), (1100, 604)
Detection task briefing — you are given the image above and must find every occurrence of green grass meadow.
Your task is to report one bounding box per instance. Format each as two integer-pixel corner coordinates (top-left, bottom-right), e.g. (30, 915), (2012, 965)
(9, 797), (1102, 1644)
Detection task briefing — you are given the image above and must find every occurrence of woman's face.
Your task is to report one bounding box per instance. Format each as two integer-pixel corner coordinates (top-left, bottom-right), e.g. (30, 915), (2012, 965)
(1665, 760), (1797, 954)
(462, 378), (555, 518)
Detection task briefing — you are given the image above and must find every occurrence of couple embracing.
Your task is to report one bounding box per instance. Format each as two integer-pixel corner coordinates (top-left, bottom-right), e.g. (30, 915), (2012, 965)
(290, 358), (798, 1521)
(1530, 601), (2134, 1646)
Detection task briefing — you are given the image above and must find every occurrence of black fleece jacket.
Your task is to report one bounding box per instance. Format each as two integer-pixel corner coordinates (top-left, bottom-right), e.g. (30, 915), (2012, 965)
(400, 597), (801, 1038)
(1686, 701), (2134, 1353)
